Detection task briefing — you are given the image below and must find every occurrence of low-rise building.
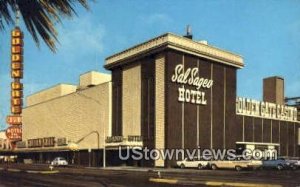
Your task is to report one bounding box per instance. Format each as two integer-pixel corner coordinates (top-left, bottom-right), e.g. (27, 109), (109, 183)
(0, 130), (10, 150)
(17, 71), (112, 166)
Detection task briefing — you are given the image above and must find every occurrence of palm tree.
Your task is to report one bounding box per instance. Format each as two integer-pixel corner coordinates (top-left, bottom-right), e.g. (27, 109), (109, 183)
(0, 0), (90, 52)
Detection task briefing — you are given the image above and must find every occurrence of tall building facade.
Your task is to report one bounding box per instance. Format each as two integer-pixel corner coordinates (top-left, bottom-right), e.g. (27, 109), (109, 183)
(104, 33), (300, 167)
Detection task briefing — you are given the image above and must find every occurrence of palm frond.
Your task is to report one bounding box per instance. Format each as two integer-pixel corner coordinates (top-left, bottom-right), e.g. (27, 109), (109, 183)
(0, 0), (90, 52)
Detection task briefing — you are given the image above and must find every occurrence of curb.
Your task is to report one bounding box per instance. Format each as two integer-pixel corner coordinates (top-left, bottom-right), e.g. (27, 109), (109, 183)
(7, 168), (21, 172)
(26, 170), (59, 174)
(0, 167), (59, 174)
(149, 177), (283, 187)
(40, 170), (60, 174)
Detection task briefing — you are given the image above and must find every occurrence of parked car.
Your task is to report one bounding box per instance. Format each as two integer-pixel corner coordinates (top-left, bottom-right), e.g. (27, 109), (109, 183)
(176, 157), (209, 169)
(209, 157), (262, 171)
(262, 157), (295, 170)
(51, 157), (68, 166)
(288, 157), (300, 169)
(277, 157), (300, 170)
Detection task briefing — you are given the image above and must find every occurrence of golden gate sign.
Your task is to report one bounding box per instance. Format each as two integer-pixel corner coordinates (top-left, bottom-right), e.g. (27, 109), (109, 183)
(6, 27), (23, 142)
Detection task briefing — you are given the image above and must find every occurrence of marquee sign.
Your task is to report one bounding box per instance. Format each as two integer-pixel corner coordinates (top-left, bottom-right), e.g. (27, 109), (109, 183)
(236, 97), (298, 122)
(16, 141), (26, 148)
(6, 26), (24, 142)
(27, 137), (55, 148)
(11, 27), (23, 116)
(57, 137), (68, 146)
(171, 64), (213, 105)
(6, 115), (22, 125)
(5, 126), (22, 141)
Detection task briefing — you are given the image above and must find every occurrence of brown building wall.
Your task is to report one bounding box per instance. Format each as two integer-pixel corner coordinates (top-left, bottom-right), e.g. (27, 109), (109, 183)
(183, 55), (198, 150)
(254, 118), (263, 142)
(244, 116), (254, 142)
(225, 67), (238, 148)
(263, 119), (271, 143)
(272, 120), (279, 143)
(112, 59), (156, 145)
(141, 58), (155, 149)
(212, 63), (225, 150)
(288, 124), (295, 156)
(165, 50), (184, 151)
(280, 121), (288, 156)
(236, 115), (300, 157)
(112, 69), (122, 136)
(197, 58), (212, 150)
(164, 49), (238, 166)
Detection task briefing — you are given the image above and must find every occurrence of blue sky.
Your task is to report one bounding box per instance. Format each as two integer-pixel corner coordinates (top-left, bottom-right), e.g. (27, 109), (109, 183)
(1, 0), (300, 130)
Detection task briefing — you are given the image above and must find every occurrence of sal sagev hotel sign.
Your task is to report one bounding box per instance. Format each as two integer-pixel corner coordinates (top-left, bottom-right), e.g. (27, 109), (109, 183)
(172, 64), (213, 105)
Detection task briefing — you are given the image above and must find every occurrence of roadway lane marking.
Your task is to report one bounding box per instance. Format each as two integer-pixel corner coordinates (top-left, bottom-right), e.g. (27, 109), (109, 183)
(149, 177), (282, 187)
(149, 178), (178, 184)
(26, 170), (40, 174)
(26, 170), (59, 174)
(7, 169), (21, 172)
(205, 181), (282, 187)
(40, 170), (59, 174)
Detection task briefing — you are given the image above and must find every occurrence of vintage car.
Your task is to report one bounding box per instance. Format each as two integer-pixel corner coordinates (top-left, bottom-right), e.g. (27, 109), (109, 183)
(262, 157), (297, 170)
(51, 157), (68, 166)
(209, 157), (262, 171)
(176, 157), (210, 169)
(281, 157), (300, 169)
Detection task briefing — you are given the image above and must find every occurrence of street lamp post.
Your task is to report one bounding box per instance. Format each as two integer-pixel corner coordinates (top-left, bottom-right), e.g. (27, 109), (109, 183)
(68, 142), (79, 164)
(75, 91), (106, 168)
(75, 130), (99, 166)
(103, 129), (106, 168)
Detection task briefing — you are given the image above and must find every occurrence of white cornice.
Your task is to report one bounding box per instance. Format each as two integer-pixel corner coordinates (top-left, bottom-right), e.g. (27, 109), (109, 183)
(105, 33), (244, 68)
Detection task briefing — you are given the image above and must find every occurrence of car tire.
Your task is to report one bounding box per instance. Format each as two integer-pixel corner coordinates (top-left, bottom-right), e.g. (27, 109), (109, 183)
(198, 164), (203, 170)
(235, 166), (242, 171)
(277, 164), (283, 171)
(180, 164), (185, 169)
(211, 164), (217, 170)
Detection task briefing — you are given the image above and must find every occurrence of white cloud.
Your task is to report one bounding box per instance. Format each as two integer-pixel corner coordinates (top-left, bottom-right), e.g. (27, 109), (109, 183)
(56, 14), (105, 62)
(142, 13), (173, 25)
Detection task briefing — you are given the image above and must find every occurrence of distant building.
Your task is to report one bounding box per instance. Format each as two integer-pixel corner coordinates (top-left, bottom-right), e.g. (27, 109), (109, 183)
(263, 76), (285, 105)
(286, 97), (300, 121)
(0, 130), (11, 151)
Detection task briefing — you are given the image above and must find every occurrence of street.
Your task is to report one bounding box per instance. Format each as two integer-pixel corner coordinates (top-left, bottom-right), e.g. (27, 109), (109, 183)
(0, 164), (300, 187)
